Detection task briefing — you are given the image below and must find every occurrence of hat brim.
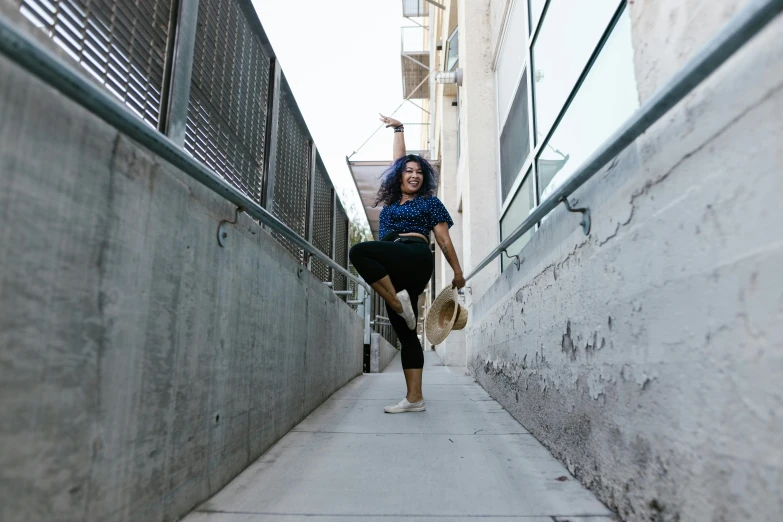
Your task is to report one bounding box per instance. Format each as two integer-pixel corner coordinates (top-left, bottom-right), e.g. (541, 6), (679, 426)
(425, 287), (466, 345)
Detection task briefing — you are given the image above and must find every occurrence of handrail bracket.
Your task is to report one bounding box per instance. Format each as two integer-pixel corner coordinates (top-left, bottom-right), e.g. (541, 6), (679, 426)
(217, 206), (245, 247)
(502, 250), (524, 271)
(562, 198), (591, 236)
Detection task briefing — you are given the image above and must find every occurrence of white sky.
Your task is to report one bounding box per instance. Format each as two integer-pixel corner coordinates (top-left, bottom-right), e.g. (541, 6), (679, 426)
(251, 0), (424, 231)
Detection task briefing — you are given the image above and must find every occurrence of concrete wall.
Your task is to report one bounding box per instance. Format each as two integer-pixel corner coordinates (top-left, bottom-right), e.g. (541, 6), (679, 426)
(369, 333), (397, 373)
(630, 0), (751, 103)
(467, 11), (783, 522)
(434, 89), (467, 366)
(0, 52), (364, 522)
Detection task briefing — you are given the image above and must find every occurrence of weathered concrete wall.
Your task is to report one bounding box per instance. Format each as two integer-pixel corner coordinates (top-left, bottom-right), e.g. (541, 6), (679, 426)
(369, 333), (397, 373)
(468, 13), (783, 522)
(0, 53), (363, 522)
(630, 0), (751, 103)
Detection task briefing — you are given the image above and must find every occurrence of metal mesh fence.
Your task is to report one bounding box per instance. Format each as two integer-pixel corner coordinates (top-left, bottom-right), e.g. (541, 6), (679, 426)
(333, 206), (349, 291)
(310, 155), (333, 282)
(16, 0), (353, 289)
(185, 0), (270, 205)
(271, 76), (311, 263)
(20, 0), (174, 128)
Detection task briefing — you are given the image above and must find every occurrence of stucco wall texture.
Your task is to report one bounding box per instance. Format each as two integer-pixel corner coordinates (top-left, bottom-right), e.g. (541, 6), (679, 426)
(468, 10), (783, 522)
(0, 55), (363, 522)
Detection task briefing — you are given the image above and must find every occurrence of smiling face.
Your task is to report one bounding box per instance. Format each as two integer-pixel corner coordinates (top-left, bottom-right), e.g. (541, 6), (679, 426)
(400, 160), (423, 196)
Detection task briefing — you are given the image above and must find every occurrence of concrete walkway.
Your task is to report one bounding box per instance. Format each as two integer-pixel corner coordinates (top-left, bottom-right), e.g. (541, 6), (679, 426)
(184, 351), (614, 521)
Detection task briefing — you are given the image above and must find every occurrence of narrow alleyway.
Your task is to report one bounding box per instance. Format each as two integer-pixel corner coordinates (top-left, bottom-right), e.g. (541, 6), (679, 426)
(183, 352), (614, 521)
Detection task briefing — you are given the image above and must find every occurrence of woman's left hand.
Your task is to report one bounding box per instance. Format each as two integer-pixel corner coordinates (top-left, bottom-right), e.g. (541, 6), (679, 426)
(452, 272), (466, 289)
(379, 114), (403, 128)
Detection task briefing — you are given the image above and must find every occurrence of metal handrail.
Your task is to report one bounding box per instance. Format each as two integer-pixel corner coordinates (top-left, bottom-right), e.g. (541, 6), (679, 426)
(0, 14), (370, 293)
(465, 0), (783, 283)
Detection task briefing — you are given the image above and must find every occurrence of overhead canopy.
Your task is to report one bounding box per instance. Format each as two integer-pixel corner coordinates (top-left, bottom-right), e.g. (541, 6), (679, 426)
(346, 160), (388, 240)
(347, 157), (440, 240)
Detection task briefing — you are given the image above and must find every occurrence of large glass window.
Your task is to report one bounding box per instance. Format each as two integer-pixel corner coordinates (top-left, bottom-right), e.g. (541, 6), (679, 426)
(496, 0), (531, 204)
(446, 28), (459, 71)
(537, 6), (639, 199)
(500, 169), (536, 271)
(529, 0), (546, 33)
(496, 0), (528, 120)
(499, 67), (531, 200)
(496, 0), (638, 266)
(532, 0), (621, 140)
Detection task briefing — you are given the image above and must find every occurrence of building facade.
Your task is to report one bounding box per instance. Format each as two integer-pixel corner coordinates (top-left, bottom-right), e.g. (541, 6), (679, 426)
(423, 0), (783, 520)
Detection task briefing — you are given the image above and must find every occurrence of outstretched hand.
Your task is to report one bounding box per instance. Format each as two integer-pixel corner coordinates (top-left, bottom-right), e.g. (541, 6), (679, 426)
(379, 113), (403, 128)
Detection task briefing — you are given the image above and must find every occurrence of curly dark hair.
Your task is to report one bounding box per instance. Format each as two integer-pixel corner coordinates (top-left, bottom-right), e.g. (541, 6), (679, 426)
(373, 154), (438, 207)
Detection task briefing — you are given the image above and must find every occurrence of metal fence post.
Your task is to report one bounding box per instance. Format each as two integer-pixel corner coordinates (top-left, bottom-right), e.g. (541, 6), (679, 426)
(306, 141), (317, 270)
(263, 58), (282, 209)
(364, 289), (372, 346)
(162, 0), (200, 146)
(329, 189), (337, 285)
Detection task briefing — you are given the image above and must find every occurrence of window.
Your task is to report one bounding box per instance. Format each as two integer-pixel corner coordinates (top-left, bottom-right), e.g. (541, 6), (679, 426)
(529, 0), (546, 33)
(495, 0), (639, 268)
(500, 169), (535, 271)
(495, 0), (531, 203)
(496, 0), (527, 120)
(537, 6), (638, 200)
(532, 0), (622, 140)
(446, 27), (459, 71)
(499, 67), (530, 200)
(495, 0), (638, 268)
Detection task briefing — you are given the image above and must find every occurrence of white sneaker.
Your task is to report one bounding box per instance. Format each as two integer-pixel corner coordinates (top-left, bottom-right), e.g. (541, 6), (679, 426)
(396, 289), (417, 330)
(384, 398), (426, 414)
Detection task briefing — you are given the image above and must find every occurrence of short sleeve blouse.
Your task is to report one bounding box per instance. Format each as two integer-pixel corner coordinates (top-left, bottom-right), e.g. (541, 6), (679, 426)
(378, 195), (453, 239)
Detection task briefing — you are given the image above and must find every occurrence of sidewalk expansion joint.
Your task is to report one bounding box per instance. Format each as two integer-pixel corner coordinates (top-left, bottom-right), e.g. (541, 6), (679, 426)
(289, 430), (532, 435)
(196, 509), (614, 518)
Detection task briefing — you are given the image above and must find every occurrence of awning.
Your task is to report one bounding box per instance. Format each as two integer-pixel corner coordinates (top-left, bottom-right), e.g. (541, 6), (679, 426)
(346, 159), (389, 240)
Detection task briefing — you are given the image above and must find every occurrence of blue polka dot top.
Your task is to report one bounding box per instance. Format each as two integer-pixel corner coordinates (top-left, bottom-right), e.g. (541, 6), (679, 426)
(379, 195), (453, 239)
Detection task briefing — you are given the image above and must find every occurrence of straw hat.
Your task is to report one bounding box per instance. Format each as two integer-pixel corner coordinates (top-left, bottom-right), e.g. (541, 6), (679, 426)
(424, 286), (468, 346)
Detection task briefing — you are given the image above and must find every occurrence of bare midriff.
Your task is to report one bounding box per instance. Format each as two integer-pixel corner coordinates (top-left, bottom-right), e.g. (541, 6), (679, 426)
(399, 232), (428, 241)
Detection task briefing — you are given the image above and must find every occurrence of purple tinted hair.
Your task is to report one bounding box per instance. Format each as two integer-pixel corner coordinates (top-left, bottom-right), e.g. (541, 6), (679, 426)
(373, 154), (438, 207)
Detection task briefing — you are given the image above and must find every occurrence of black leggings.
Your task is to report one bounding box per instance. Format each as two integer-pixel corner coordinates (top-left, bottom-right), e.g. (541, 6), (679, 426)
(349, 237), (433, 369)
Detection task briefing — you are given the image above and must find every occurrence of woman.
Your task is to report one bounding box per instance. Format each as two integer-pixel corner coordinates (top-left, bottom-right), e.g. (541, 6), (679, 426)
(349, 114), (466, 414)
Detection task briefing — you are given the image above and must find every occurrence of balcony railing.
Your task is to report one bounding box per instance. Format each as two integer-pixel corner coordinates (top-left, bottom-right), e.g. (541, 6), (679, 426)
(401, 26), (430, 99)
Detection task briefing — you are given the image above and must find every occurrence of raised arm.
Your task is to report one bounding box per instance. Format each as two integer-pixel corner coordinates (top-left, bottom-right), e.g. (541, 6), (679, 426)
(380, 114), (406, 162)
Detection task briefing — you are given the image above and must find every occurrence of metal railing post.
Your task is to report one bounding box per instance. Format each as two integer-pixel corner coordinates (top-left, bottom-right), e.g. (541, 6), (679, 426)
(263, 58), (282, 209)
(330, 189), (337, 285)
(363, 289), (372, 345)
(306, 141), (317, 269)
(162, 0), (199, 146)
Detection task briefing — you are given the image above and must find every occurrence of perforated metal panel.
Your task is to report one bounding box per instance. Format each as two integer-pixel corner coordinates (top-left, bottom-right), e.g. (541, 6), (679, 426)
(271, 76), (311, 263)
(185, 0), (271, 204)
(333, 206), (349, 291)
(310, 156), (333, 282)
(20, 0), (174, 127)
(402, 0), (429, 17)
